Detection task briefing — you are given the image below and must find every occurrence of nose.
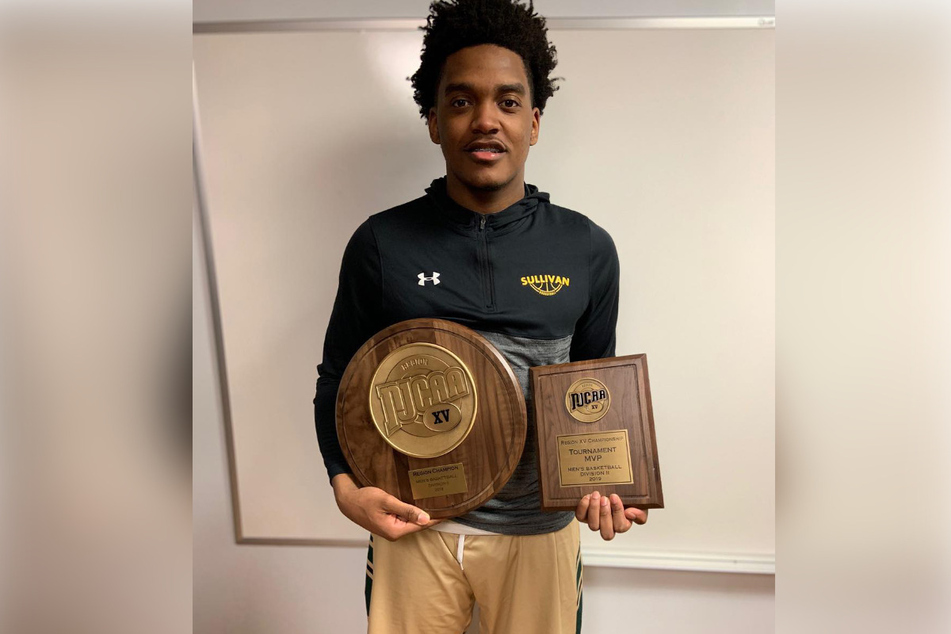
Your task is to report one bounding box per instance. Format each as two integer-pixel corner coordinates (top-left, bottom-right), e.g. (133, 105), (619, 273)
(471, 101), (500, 135)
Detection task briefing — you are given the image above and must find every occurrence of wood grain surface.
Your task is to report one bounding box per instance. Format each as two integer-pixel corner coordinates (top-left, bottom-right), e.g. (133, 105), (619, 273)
(336, 319), (527, 518)
(530, 354), (664, 511)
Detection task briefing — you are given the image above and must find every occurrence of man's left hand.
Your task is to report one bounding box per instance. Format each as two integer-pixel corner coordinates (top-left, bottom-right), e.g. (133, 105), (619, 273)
(575, 491), (648, 541)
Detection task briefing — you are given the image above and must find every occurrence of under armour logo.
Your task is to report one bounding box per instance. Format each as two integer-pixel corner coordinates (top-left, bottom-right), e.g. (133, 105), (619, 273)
(418, 272), (441, 286)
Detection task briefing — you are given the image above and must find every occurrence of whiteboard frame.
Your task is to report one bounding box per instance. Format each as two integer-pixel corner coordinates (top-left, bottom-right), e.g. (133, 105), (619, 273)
(194, 16), (775, 34)
(192, 18), (775, 574)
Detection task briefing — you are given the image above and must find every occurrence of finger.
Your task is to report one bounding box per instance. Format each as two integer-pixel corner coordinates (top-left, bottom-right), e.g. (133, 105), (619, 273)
(575, 494), (591, 522)
(382, 517), (431, 541)
(381, 496), (431, 526)
(586, 491), (601, 531)
(624, 507), (648, 525)
(610, 494), (631, 533)
(599, 494), (615, 541)
(381, 514), (445, 541)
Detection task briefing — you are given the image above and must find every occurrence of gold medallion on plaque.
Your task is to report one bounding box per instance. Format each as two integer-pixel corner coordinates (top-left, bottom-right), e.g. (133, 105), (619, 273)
(369, 342), (478, 458)
(565, 377), (611, 423)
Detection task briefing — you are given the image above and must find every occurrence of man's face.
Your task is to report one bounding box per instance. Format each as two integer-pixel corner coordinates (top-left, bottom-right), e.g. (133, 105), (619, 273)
(428, 44), (540, 197)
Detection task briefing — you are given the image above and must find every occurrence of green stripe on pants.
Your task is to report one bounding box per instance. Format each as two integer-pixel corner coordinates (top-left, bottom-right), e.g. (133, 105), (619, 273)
(365, 536), (374, 615)
(575, 546), (583, 633)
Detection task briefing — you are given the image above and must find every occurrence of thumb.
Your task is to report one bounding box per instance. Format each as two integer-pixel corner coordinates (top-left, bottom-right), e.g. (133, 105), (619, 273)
(382, 496), (431, 526)
(624, 507), (648, 525)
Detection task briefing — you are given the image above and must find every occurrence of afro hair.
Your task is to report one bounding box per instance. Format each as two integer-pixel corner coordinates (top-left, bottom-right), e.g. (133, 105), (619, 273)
(410, 0), (559, 119)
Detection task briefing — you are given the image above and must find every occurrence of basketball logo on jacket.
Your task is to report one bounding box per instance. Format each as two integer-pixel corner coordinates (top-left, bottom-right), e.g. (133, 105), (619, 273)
(520, 274), (570, 296)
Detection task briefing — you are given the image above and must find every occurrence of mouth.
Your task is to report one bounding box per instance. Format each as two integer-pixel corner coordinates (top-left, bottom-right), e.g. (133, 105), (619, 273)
(465, 142), (507, 163)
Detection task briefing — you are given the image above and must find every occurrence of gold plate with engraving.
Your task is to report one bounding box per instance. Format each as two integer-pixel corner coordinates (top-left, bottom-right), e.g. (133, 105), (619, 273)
(408, 462), (469, 500)
(557, 430), (634, 487)
(369, 342), (478, 458)
(564, 377), (611, 423)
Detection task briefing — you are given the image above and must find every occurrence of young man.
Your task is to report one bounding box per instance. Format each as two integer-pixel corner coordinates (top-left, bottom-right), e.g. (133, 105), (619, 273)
(314, 1), (647, 632)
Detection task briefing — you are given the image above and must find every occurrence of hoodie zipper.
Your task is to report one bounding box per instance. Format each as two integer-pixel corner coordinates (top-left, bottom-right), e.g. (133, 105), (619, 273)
(478, 215), (496, 311)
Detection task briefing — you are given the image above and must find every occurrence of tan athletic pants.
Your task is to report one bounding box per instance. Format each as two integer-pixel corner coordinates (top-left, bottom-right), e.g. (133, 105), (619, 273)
(365, 521), (582, 634)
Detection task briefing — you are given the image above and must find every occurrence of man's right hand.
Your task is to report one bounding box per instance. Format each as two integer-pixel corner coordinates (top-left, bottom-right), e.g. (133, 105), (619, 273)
(331, 473), (438, 541)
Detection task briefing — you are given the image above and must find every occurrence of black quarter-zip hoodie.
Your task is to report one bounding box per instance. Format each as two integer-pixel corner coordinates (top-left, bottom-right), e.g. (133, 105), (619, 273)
(314, 177), (620, 535)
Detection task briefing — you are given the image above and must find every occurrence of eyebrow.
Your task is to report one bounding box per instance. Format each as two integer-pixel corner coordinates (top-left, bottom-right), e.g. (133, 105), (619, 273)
(443, 82), (527, 96)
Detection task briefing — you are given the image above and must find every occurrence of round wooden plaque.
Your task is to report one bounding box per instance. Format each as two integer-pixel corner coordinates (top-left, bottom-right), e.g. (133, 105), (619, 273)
(336, 318), (527, 519)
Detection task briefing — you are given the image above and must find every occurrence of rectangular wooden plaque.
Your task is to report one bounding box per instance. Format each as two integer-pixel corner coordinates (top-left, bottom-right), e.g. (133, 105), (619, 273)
(529, 354), (664, 512)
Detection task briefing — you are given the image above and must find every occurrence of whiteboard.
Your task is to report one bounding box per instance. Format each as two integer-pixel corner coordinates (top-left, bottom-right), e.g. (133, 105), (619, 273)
(193, 24), (774, 571)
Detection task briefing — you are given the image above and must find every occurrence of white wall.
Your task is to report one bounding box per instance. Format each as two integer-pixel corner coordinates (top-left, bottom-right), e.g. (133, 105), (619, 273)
(194, 206), (775, 633)
(194, 0), (774, 24)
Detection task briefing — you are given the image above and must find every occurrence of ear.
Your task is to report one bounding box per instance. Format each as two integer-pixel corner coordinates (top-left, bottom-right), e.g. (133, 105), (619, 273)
(529, 107), (540, 146)
(428, 107), (440, 144)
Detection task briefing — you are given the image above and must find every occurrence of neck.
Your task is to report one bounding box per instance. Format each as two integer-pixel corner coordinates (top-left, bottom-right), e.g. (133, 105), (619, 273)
(444, 172), (526, 214)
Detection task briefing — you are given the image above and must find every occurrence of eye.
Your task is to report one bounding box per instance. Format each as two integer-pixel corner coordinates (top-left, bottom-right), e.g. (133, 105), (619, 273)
(500, 99), (520, 109)
(450, 98), (471, 108)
